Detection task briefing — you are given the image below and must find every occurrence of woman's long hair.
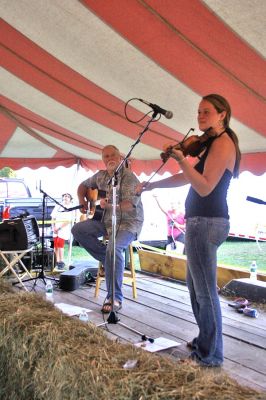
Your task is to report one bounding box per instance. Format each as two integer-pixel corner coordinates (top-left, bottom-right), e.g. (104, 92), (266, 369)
(203, 94), (241, 177)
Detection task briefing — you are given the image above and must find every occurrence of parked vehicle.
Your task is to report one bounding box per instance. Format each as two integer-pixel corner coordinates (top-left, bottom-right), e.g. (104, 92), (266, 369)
(0, 178), (56, 226)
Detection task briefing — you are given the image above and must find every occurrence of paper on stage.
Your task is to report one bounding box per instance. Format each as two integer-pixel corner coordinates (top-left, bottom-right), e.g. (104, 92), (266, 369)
(134, 337), (180, 352)
(55, 303), (92, 316)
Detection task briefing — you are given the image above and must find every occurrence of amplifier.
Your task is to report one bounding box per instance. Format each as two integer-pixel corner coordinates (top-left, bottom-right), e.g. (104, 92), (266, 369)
(22, 247), (55, 271)
(0, 216), (40, 251)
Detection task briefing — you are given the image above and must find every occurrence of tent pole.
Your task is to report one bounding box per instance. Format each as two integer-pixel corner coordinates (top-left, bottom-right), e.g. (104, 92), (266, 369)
(67, 160), (81, 267)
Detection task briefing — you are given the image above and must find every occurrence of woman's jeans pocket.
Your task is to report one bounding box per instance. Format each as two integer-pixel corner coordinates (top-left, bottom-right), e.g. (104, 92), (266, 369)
(208, 218), (230, 247)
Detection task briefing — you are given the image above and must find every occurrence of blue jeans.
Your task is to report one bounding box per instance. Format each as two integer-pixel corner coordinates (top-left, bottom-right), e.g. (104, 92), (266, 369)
(71, 220), (135, 303)
(185, 217), (230, 367)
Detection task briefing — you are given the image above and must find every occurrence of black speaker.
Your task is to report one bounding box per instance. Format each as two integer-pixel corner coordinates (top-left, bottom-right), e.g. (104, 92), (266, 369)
(0, 216), (40, 251)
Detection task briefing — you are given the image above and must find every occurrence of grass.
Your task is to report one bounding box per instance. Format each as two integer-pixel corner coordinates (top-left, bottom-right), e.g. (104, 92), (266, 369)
(217, 238), (266, 273)
(66, 238), (266, 274)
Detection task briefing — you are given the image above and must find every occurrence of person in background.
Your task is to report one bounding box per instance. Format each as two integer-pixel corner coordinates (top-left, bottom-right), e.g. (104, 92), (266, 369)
(71, 145), (144, 313)
(137, 94), (241, 367)
(153, 194), (186, 253)
(51, 193), (74, 270)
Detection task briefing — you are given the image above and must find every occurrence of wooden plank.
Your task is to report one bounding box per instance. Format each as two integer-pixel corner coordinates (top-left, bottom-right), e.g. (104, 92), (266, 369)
(91, 293), (266, 391)
(132, 277), (266, 333)
(69, 284), (266, 376)
(134, 273), (266, 327)
(138, 249), (266, 287)
(88, 283), (266, 389)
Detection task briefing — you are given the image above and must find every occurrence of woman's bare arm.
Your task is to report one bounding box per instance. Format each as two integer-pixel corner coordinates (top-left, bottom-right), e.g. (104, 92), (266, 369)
(171, 134), (235, 196)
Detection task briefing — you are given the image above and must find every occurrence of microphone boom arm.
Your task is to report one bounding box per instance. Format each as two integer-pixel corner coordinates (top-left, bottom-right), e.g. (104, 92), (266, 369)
(138, 99), (173, 119)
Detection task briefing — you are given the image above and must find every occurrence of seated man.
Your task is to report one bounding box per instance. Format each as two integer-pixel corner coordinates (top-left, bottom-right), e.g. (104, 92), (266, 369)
(71, 145), (143, 313)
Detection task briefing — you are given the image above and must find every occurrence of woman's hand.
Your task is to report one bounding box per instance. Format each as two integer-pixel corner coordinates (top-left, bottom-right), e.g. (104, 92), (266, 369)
(162, 143), (185, 163)
(169, 147), (185, 162)
(162, 142), (175, 152)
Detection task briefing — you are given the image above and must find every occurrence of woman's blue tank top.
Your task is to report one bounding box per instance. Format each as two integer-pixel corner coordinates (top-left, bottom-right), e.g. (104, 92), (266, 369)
(185, 137), (232, 219)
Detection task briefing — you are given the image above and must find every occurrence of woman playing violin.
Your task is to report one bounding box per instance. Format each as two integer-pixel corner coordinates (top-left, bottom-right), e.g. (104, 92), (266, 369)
(137, 94), (241, 367)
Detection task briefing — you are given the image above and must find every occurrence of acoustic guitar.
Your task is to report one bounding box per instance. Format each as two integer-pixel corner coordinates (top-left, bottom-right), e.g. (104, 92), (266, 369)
(80, 188), (107, 221)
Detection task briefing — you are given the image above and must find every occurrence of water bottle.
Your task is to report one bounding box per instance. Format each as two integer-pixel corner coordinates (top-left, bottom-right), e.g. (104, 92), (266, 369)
(237, 307), (258, 318)
(45, 281), (54, 301)
(249, 261), (257, 281)
(79, 309), (89, 323)
(243, 308), (258, 318)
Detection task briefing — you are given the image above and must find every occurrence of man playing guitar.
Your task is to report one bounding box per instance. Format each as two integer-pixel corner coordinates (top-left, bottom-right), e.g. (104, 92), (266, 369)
(72, 145), (144, 313)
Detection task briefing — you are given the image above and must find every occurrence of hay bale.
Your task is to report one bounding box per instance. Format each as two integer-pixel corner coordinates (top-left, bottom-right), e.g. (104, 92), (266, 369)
(0, 279), (263, 400)
(0, 278), (17, 294)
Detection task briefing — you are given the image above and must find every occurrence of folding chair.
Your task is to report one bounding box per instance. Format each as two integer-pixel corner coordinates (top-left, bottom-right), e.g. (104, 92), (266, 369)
(0, 247), (33, 291)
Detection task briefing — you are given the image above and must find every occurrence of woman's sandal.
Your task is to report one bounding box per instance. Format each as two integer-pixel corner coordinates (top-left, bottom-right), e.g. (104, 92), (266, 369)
(228, 297), (250, 309)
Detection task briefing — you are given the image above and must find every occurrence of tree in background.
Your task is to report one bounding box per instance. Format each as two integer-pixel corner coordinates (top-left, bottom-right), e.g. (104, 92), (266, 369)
(0, 167), (16, 177)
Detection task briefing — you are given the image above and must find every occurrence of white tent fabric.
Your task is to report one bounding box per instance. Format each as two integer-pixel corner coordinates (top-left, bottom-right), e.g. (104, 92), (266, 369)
(0, 0), (265, 175)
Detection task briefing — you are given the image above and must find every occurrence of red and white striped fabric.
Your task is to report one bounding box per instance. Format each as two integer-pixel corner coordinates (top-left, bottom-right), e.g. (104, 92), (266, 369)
(0, 0), (265, 175)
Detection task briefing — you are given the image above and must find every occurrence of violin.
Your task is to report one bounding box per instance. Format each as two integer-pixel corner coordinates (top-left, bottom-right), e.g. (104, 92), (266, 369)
(137, 128), (214, 194)
(161, 128), (213, 163)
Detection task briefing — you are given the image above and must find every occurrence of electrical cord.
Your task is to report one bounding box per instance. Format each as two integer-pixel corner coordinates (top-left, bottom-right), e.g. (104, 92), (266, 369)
(124, 97), (161, 123)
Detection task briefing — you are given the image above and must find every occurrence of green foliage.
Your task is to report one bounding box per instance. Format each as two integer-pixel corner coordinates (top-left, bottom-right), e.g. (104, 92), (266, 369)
(0, 167), (16, 177)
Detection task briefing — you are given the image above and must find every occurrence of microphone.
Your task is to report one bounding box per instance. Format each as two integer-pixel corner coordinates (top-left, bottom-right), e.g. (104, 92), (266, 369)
(60, 205), (84, 212)
(246, 196), (266, 205)
(138, 99), (173, 119)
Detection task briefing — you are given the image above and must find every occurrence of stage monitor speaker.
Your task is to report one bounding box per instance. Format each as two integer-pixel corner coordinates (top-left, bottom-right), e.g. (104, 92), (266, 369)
(0, 216), (40, 251)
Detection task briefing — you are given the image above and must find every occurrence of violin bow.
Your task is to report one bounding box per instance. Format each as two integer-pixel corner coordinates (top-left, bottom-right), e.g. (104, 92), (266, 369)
(142, 127), (195, 190)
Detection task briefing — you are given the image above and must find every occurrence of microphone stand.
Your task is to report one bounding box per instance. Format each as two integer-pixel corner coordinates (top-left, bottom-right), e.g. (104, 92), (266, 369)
(98, 112), (159, 342)
(21, 188), (68, 288)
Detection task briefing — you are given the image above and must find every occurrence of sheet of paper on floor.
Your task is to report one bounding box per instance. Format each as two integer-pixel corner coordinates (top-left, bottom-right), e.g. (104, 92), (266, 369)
(134, 337), (181, 352)
(55, 303), (92, 316)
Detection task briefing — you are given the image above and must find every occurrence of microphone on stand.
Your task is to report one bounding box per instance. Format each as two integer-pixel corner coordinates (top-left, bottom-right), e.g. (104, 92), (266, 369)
(138, 99), (173, 119)
(246, 196), (266, 205)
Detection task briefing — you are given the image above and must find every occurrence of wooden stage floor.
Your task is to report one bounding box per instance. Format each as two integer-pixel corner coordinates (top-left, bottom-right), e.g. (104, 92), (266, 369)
(21, 270), (266, 394)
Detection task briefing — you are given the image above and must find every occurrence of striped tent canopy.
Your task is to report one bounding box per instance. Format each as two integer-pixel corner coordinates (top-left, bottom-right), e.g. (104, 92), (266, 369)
(1, 0), (265, 175)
